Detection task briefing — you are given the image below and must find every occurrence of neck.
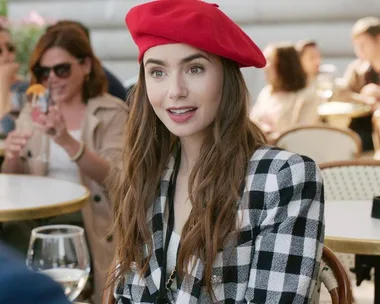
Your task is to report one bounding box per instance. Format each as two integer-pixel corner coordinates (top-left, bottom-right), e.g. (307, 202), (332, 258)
(178, 134), (205, 175)
(58, 92), (84, 109)
(371, 57), (380, 73)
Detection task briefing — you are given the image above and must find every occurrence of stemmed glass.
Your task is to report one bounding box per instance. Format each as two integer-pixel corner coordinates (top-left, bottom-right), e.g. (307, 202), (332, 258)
(26, 225), (91, 301)
(316, 64), (338, 102)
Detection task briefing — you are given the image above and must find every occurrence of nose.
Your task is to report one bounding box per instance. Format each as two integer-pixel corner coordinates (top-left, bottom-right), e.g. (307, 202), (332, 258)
(46, 69), (59, 82)
(168, 73), (188, 100)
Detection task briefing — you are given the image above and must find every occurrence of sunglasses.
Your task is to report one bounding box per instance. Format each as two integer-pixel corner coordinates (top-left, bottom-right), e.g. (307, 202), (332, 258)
(33, 57), (86, 82)
(33, 63), (72, 82)
(0, 43), (16, 55)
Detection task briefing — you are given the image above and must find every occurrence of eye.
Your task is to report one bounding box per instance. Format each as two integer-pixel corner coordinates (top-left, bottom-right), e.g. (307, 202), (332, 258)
(189, 66), (204, 74)
(150, 69), (165, 78)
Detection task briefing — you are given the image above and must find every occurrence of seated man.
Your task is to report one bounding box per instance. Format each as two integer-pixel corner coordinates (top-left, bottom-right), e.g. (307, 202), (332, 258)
(0, 241), (70, 304)
(339, 17), (380, 151)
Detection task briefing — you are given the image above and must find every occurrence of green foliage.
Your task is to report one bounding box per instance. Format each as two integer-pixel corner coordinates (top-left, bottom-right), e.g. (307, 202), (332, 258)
(10, 24), (46, 78)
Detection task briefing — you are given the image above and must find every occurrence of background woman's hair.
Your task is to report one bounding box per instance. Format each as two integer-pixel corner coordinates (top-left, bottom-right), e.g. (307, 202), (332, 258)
(268, 43), (307, 92)
(352, 17), (380, 38)
(109, 57), (266, 296)
(29, 26), (107, 101)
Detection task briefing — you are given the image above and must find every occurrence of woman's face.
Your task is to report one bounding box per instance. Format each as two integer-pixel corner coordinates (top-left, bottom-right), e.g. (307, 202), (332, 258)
(300, 46), (321, 78)
(0, 31), (16, 65)
(143, 43), (224, 140)
(38, 46), (91, 104)
(353, 33), (380, 62)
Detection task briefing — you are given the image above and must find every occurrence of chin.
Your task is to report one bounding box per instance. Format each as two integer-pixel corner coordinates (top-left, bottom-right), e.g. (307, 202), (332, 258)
(166, 125), (207, 139)
(51, 94), (68, 104)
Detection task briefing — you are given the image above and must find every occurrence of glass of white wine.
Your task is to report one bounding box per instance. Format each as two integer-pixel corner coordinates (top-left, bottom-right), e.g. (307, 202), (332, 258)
(316, 64), (338, 101)
(26, 225), (91, 301)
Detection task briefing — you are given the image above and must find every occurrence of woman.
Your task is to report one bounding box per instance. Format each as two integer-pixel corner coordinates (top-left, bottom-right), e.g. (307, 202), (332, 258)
(1, 26), (128, 304)
(0, 26), (28, 134)
(108, 1), (324, 303)
(296, 40), (322, 85)
(250, 43), (322, 140)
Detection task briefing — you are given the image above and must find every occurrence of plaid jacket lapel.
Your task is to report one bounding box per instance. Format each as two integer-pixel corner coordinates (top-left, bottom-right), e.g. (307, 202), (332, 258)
(144, 156), (176, 297)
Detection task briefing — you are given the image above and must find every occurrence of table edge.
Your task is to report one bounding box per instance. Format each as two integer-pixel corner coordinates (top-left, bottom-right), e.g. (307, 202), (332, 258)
(325, 236), (380, 255)
(0, 190), (90, 222)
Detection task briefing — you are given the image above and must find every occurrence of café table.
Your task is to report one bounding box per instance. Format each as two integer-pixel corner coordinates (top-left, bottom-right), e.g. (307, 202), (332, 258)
(318, 101), (372, 129)
(326, 199), (380, 303)
(0, 174), (90, 222)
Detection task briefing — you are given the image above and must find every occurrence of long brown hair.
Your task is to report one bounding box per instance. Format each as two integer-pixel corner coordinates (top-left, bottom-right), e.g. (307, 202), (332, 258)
(29, 26), (107, 101)
(267, 43), (307, 92)
(110, 57), (266, 295)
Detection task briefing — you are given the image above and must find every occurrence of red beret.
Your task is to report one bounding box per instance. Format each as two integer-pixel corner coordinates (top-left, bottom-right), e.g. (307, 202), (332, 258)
(125, 0), (266, 68)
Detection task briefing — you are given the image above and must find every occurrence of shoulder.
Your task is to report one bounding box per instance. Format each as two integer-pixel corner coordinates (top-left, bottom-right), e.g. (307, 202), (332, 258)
(87, 93), (129, 116)
(256, 85), (272, 100)
(247, 145), (322, 184)
(102, 66), (127, 100)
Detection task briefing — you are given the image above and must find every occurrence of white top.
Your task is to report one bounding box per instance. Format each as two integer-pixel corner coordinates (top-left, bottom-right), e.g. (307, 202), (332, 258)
(163, 225), (180, 295)
(325, 200), (380, 241)
(250, 85), (322, 134)
(48, 129), (81, 184)
(0, 175), (88, 212)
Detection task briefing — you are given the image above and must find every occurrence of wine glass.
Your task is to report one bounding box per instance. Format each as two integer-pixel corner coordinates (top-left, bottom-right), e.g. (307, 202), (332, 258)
(316, 64), (338, 101)
(26, 225), (91, 301)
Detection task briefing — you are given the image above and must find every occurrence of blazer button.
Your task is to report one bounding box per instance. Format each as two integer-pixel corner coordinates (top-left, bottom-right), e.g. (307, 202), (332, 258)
(93, 194), (102, 203)
(107, 235), (113, 243)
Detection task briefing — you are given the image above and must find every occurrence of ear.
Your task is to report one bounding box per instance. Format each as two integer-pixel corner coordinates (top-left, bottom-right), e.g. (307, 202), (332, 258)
(82, 57), (92, 76)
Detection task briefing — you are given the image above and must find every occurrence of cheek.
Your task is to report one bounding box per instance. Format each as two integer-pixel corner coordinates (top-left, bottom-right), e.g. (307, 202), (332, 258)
(67, 73), (84, 90)
(146, 80), (166, 108)
(201, 76), (223, 109)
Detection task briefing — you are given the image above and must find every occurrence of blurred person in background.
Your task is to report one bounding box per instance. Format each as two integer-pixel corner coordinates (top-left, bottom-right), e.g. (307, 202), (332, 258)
(0, 26), (28, 134)
(296, 39), (322, 85)
(339, 16), (380, 151)
(250, 43), (322, 142)
(47, 20), (127, 101)
(1, 26), (128, 304)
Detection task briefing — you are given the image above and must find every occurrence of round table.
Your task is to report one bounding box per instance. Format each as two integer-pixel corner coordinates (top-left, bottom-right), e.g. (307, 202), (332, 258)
(325, 200), (380, 255)
(318, 101), (372, 128)
(0, 174), (90, 222)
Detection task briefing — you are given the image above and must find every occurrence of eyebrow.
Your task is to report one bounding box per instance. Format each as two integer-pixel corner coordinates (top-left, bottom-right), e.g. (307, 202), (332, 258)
(144, 53), (210, 67)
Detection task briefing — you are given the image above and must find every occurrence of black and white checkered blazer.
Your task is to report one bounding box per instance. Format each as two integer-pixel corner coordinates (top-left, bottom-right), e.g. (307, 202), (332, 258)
(115, 146), (325, 303)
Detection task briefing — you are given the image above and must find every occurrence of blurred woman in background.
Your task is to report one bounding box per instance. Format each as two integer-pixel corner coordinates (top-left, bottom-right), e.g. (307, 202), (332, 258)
(250, 43), (322, 141)
(296, 39), (322, 85)
(1, 26), (128, 304)
(0, 26), (28, 134)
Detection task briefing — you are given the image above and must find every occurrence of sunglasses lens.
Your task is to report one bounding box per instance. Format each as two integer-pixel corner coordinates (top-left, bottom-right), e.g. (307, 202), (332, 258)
(6, 44), (15, 53)
(34, 67), (50, 82)
(54, 64), (71, 78)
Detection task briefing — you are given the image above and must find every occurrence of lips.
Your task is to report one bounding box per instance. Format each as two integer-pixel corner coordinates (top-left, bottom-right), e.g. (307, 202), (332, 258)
(166, 107), (198, 123)
(168, 107), (197, 114)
